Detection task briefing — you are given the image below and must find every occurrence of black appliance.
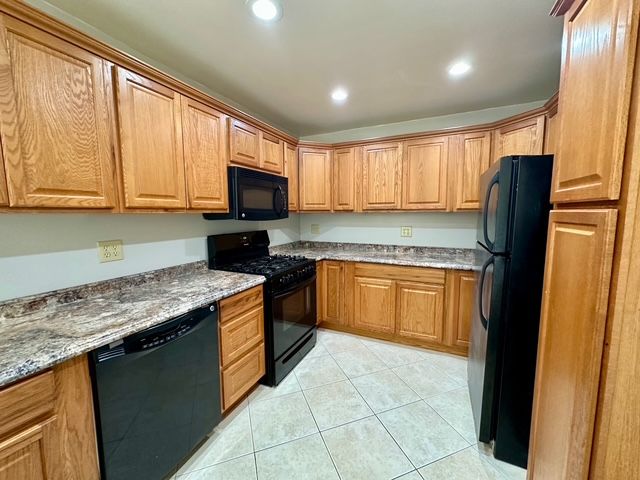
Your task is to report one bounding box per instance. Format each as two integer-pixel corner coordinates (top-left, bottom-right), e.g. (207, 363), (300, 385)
(90, 304), (222, 480)
(208, 230), (316, 386)
(203, 166), (288, 221)
(468, 155), (553, 468)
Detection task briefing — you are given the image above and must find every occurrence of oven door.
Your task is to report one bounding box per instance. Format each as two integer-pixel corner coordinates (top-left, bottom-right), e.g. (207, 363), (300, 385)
(272, 275), (317, 360)
(235, 170), (288, 220)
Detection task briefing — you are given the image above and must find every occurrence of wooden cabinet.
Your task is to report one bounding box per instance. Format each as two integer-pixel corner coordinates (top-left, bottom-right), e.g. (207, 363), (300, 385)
(260, 131), (284, 174)
(219, 286), (265, 411)
(0, 155), (7, 206)
(321, 261), (345, 324)
(528, 209), (617, 480)
(0, 356), (99, 480)
(543, 106), (559, 155)
(0, 16), (116, 209)
(551, 0), (638, 203)
(332, 147), (357, 211)
(361, 142), (402, 210)
(402, 137), (448, 210)
(396, 281), (445, 344)
(115, 67), (186, 209)
(284, 142), (298, 211)
(228, 118), (260, 168)
(445, 270), (477, 351)
(353, 276), (396, 334)
(299, 147), (332, 211)
(451, 132), (491, 211)
(181, 97), (228, 211)
(492, 116), (545, 164)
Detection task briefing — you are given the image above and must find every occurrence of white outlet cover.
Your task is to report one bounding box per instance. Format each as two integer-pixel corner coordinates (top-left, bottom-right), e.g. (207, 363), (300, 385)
(401, 226), (413, 237)
(310, 224), (320, 234)
(98, 240), (124, 263)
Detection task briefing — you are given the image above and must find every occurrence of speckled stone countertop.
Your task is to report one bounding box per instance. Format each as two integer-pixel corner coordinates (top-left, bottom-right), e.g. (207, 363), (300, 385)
(271, 241), (478, 271)
(0, 262), (264, 388)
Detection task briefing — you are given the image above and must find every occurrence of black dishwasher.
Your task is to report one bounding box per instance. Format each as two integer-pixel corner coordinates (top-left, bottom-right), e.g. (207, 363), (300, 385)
(90, 303), (222, 480)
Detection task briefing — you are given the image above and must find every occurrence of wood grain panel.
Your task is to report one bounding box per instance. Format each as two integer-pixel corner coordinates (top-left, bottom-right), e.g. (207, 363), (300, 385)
(543, 108), (559, 155)
(452, 132), (491, 211)
(552, 0), (638, 203)
(181, 96), (228, 211)
(445, 270), (477, 350)
(220, 306), (264, 368)
(228, 118), (259, 168)
(115, 67), (186, 209)
(284, 142), (298, 211)
(299, 147), (332, 211)
(323, 261), (344, 324)
(353, 262), (445, 284)
(401, 136), (448, 210)
(361, 142), (402, 210)
(353, 276), (396, 334)
(220, 285), (263, 322)
(221, 342), (265, 411)
(0, 421), (49, 480)
(0, 154), (6, 206)
(259, 131), (284, 174)
(333, 147), (356, 211)
(0, 15), (115, 208)
(396, 281), (444, 343)
(492, 116), (545, 164)
(0, 370), (54, 439)
(528, 209), (617, 480)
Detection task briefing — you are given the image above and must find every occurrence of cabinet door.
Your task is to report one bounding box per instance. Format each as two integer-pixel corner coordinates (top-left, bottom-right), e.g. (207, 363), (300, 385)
(115, 67), (185, 209)
(452, 132), (491, 211)
(284, 142), (298, 211)
(396, 281), (444, 344)
(260, 132), (284, 174)
(0, 421), (51, 480)
(0, 152), (7, 206)
(0, 16), (115, 208)
(492, 116), (545, 163)
(323, 261), (344, 324)
(299, 147), (332, 211)
(333, 147), (356, 211)
(528, 209), (617, 480)
(402, 137), (448, 210)
(446, 270), (477, 349)
(362, 142), (402, 210)
(181, 96), (228, 211)
(551, 0), (638, 203)
(543, 107), (559, 155)
(353, 277), (395, 334)
(228, 118), (260, 168)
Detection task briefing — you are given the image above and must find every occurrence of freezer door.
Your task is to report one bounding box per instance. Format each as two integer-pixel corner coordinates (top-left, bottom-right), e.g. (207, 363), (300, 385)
(477, 158), (514, 255)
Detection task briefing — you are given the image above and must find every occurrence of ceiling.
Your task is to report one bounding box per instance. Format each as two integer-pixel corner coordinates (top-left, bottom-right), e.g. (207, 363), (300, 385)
(39, 0), (563, 137)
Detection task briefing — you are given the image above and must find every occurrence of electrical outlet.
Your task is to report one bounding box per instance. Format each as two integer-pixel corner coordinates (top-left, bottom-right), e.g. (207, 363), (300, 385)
(401, 226), (413, 238)
(98, 240), (124, 263)
(310, 224), (320, 234)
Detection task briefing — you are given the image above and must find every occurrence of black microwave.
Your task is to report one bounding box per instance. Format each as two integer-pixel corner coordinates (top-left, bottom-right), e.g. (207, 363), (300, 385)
(203, 167), (288, 221)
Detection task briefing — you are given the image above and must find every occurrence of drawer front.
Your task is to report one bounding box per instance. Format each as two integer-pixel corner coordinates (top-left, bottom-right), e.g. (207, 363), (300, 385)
(354, 262), (445, 284)
(220, 285), (263, 322)
(0, 371), (55, 440)
(220, 306), (264, 367)
(222, 342), (265, 410)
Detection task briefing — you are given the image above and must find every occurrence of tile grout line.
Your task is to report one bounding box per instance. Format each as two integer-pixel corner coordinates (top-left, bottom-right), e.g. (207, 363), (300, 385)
(246, 400), (259, 479)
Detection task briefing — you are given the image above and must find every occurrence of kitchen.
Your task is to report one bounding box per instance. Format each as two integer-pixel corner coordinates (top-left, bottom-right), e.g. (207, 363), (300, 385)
(0, 0), (637, 479)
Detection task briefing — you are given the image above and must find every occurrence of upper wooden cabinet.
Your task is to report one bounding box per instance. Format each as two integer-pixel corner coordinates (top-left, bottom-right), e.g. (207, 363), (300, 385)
(551, 0), (639, 203)
(402, 137), (449, 210)
(228, 118), (260, 168)
(284, 142), (298, 211)
(333, 147), (357, 211)
(115, 67), (186, 209)
(451, 132), (491, 211)
(259, 131), (284, 174)
(543, 106), (559, 155)
(0, 16), (116, 209)
(180, 97), (228, 211)
(528, 209), (617, 479)
(299, 147), (332, 211)
(492, 116), (545, 164)
(361, 142), (402, 210)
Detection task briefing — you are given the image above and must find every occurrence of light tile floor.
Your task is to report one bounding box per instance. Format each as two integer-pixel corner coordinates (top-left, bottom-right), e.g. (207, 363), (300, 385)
(175, 328), (527, 480)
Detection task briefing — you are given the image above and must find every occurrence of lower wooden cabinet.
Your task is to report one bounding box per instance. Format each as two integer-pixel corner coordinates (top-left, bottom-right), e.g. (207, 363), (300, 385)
(0, 356), (99, 480)
(445, 270), (477, 350)
(396, 281), (445, 344)
(353, 276), (396, 334)
(320, 261), (345, 324)
(219, 286), (265, 411)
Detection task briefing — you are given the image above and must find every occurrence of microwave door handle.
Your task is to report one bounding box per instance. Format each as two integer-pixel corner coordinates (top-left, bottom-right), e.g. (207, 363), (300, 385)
(483, 172), (500, 252)
(274, 185), (285, 215)
(477, 256), (494, 330)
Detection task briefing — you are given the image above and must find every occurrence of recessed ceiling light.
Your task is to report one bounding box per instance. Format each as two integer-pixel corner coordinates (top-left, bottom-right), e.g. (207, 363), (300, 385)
(331, 87), (349, 103)
(249, 0), (281, 21)
(448, 60), (472, 77)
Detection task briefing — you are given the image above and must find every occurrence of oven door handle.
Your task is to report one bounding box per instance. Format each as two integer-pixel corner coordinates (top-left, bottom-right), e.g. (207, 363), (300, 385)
(273, 274), (316, 298)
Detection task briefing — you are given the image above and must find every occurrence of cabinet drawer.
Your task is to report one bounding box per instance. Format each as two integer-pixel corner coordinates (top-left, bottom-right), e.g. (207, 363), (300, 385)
(353, 262), (445, 284)
(220, 285), (263, 322)
(221, 342), (265, 410)
(0, 371), (55, 439)
(220, 306), (264, 367)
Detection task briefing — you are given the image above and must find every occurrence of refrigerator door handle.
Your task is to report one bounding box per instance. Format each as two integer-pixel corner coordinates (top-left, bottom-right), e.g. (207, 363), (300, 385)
(482, 172), (500, 252)
(478, 256), (494, 330)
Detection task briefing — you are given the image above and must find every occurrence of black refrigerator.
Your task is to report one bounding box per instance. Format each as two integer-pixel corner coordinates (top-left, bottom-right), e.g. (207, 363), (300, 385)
(468, 154), (553, 468)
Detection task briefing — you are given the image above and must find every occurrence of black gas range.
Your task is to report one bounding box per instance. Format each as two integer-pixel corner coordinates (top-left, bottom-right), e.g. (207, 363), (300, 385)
(207, 231), (317, 386)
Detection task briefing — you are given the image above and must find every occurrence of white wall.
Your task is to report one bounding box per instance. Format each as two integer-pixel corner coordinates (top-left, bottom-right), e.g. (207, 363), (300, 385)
(299, 213), (477, 249)
(0, 214), (299, 302)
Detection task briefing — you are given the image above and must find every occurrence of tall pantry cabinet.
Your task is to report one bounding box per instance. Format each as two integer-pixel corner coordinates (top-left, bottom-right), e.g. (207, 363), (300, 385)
(528, 0), (640, 478)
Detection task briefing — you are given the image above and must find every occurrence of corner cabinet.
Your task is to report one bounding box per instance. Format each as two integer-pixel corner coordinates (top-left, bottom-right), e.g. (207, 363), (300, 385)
(284, 142), (298, 211)
(181, 97), (229, 211)
(0, 15), (116, 209)
(361, 142), (402, 210)
(299, 147), (332, 211)
(451, 132), (491, 211)
(332, 147), (357, 211)
(402, 137), (449, 210)
(114, 67), (186, 209)
(492, 116), (545, 164)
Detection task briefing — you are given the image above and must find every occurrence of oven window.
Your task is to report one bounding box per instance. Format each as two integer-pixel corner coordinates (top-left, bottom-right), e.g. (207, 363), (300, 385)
(272, 279), (316, 359)
(241, 187), (273, 209)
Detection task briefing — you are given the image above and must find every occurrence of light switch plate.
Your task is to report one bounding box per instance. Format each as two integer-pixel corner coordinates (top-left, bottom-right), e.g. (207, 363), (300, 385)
(401, 226), (413, 237)
(310, 224), (320, 234)
(98, 240), (124, 263)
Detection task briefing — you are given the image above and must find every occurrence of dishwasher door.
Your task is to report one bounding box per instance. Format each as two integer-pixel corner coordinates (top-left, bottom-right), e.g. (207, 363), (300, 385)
(91, 304), (221, 480)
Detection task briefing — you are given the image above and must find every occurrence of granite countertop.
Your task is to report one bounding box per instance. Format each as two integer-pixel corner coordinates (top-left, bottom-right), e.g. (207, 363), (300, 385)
(0, 262), (264, 388)
(271, 241), (478, 271)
